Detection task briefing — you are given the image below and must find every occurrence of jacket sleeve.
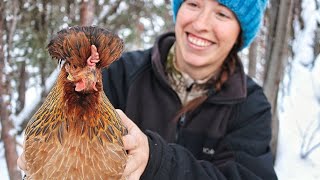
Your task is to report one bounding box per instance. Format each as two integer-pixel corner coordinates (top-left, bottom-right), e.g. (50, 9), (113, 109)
(140, 87), (278, 180)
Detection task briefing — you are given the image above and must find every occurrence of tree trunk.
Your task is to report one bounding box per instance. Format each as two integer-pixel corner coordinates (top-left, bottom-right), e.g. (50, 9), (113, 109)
(0, 1), (22, 179)
(0, 110), (21, 180)
(315, 1), (320, 59)
(39, 0), (49, 102)
(66, 0), (77, 23)
(16, 61), (27, 114)
(263, 0), (294, 160)
(248, 39), (258, 78)
(313, 26), (320, 68)
(265, 0), (280, 67)
(80, 0), (95, 26)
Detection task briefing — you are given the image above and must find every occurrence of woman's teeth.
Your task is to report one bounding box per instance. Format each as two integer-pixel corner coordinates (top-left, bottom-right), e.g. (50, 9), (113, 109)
(188, 35), (212, 47)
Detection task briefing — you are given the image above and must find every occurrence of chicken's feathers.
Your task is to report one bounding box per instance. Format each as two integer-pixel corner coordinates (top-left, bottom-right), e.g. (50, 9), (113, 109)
(47, 26), (124, 69)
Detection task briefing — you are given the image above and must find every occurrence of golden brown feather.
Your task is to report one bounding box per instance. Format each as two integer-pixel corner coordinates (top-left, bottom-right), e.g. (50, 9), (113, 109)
(24, 26), (127, 180)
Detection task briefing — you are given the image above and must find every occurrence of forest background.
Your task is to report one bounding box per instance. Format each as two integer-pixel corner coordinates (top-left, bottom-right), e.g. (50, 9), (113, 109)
(0, 0), (320, 179)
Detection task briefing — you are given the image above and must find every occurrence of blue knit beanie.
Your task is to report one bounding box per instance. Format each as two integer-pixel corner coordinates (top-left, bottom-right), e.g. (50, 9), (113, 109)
(171, 0), (268, 49)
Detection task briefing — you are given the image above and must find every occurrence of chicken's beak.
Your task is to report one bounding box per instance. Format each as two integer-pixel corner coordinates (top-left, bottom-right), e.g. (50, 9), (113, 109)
(86, 72), (98, 91)
(65, 63), (99, 92)
(73, 67), (98, 92)
(67, 74), (75, 81)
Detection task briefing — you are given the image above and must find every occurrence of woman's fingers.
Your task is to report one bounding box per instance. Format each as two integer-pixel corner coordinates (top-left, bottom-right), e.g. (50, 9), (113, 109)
(116, 109), (149, 180)
(122, 155), (140, 177)
(117, 109), (138, 150)
(116, 109), (135, 131)
(124, 169), (142, 180)
(122, 135), (137, 150)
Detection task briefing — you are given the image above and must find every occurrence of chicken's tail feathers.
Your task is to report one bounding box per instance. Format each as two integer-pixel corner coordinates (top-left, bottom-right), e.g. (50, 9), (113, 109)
(47, 26), (124, 68)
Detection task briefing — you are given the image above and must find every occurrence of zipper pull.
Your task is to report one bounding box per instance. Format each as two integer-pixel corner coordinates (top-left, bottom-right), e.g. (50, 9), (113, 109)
(175, 113), (186, 142)
(179, 113), (186, 127)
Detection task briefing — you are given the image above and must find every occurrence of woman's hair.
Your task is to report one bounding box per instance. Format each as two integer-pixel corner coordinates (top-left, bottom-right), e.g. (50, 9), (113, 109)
(174, 34), (243, 122)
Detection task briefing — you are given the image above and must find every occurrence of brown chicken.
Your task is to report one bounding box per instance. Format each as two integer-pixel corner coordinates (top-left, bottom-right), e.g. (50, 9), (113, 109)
(24, 26), (127, 180)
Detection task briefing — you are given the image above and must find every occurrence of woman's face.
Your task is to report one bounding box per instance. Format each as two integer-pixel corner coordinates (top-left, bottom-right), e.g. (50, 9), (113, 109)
(175, 0), (240, 80)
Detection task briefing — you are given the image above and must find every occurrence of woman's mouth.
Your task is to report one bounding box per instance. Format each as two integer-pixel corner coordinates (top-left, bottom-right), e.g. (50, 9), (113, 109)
(187, 33), (213, 47)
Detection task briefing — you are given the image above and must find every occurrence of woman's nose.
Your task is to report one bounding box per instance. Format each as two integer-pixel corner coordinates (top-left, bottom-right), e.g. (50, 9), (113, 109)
(192, 9), (212, 32)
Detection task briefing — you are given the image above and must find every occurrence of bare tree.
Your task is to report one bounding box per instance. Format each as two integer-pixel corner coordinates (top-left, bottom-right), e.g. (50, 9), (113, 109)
(263, 0), (294, 159)
(16, 61), (27, 114)
(0, 0), (22, 179)
(248, 39), (258, 78)
(80, 0), (95, 26)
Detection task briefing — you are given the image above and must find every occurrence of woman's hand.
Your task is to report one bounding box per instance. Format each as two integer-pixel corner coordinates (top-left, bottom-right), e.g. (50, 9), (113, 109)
(116, 109), (150, 180)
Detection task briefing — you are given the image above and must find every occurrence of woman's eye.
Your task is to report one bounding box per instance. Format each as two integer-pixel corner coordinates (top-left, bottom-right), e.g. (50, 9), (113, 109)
(187, 2), (197, 7)
(217, 12), (230, 19)
(185, 0), (198, 8)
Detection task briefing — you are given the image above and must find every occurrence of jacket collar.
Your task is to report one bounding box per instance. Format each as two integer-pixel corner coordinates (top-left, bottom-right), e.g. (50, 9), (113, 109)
(151, 32), (247, 104)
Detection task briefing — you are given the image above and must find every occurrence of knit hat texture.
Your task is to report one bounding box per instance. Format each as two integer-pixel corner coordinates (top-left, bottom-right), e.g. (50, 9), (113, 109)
(171, 0), (268, 49)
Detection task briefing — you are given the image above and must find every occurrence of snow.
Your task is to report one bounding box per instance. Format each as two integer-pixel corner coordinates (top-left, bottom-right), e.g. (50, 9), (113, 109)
(274, 0), (320, 178)
(0, 142), (9, 179)
(275, 59), (320, 180)
(12, 67), (59, 130)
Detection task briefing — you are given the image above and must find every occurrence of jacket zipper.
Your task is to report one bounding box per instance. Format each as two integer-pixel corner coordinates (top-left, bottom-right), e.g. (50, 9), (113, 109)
(156, 76), (184, 142)
(175, 83), (194, 142)
(175, 113), (186, 142)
